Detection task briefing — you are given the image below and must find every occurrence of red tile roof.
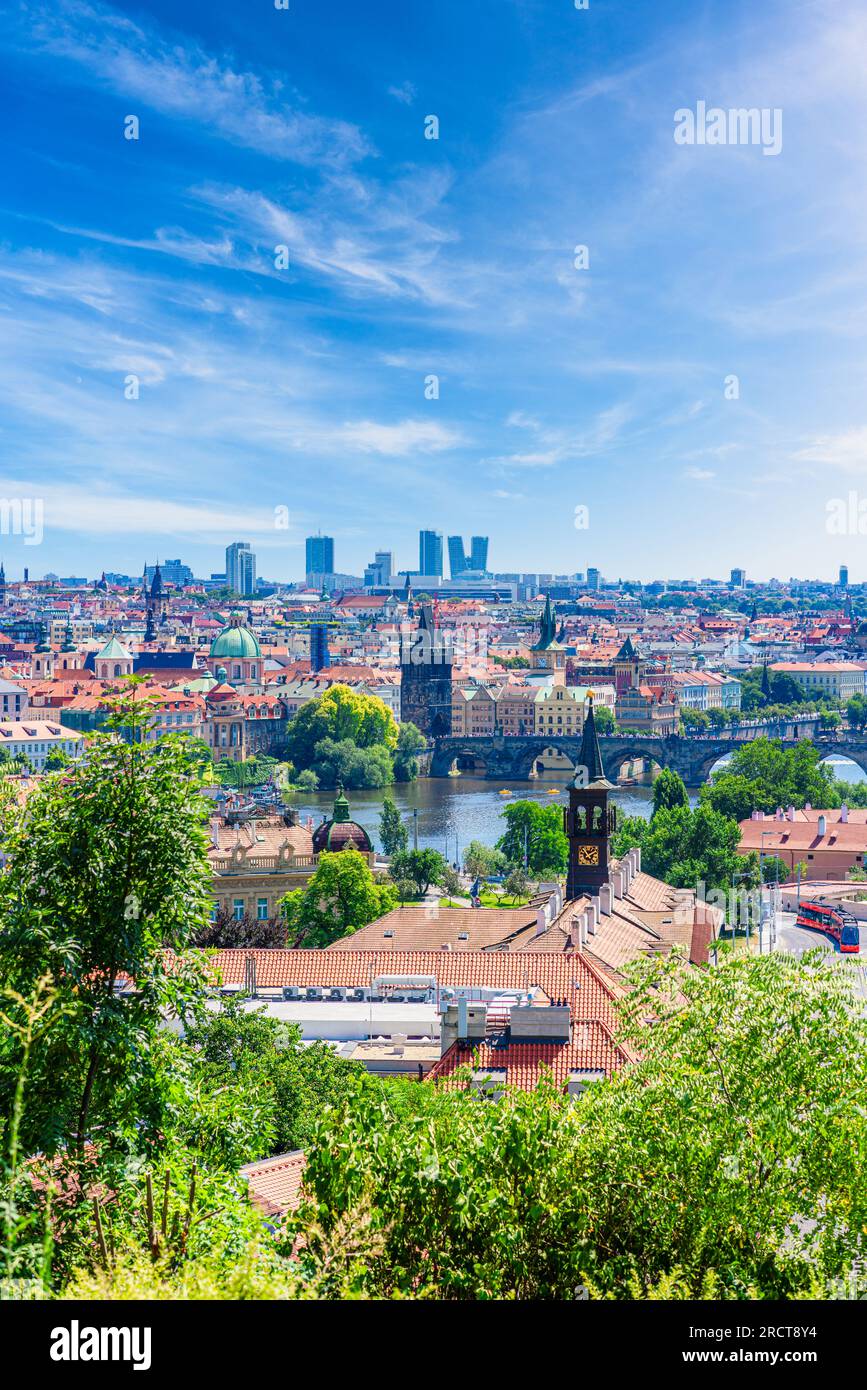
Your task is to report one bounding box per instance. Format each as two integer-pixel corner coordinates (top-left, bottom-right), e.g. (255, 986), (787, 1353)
(239, 1150), (306, 1218)
(429, 1024), (626, 1090)
(204, 948), (622, 1033)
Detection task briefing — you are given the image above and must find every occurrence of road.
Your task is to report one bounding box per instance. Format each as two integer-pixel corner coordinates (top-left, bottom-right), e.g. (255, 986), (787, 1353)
(771, 909), (867, 998)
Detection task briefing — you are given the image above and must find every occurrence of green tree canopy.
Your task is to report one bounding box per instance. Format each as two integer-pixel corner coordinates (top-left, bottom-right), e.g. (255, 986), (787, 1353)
(701, 737), (839, 820)
(462, 840), (507, 879)
(292, 949), (867, 1299)
(379, 796), (408, 856)
(390, 848), (447, 896)
(652, 768), (689, 817)
(496, 801), (568, 877)
(285, 685), (399, 770)
(280, 847), (397, 947)
(0, 695), (213, 1158)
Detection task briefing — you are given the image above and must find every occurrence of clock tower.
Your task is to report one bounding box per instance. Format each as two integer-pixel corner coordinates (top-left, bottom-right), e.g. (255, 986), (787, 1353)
(564, 692), (617, 900)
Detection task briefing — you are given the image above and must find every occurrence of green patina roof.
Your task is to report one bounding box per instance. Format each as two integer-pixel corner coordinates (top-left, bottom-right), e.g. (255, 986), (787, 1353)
(96, 636), (131, 660)
(209, 617), (262, 661)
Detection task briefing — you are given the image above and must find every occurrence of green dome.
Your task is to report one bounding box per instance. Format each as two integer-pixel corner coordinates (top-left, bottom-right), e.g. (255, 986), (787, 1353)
(209, 617), (261, 661)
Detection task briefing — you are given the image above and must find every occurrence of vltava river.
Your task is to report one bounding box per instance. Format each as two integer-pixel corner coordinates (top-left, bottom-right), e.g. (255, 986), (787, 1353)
(291, 774), (660, 857)
(290, 755), (867, 857)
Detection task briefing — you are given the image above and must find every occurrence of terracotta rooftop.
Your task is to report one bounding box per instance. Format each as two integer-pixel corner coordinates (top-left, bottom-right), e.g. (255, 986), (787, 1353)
(239, 1150), (306, 1218)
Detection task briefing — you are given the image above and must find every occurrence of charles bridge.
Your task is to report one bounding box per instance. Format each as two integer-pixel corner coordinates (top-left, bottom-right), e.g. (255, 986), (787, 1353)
(428, 718), (867, 787)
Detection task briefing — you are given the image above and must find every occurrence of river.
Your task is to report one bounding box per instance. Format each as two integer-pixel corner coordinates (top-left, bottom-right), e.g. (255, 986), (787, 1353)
(289, 755), (867, 857)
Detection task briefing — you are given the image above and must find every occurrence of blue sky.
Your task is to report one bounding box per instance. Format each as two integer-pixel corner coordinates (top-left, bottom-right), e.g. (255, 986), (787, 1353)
(1, 0), (866, 583)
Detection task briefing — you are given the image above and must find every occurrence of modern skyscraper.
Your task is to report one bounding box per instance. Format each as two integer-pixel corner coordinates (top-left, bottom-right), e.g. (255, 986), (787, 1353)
(364, 550), (394, 586)
(447, 536), (467, 578)
(840, 565), (849, 589)
(306, 534), (334, 577)
(586, 567), (601, 591)
(225, 542), (257, 596)
(419, 529), (443, 577)
(730, 567), (746, 588)
(470, 536), (489, 572)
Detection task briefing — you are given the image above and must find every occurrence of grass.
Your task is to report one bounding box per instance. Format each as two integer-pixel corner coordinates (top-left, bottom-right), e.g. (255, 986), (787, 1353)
(441, 891), (531, 910)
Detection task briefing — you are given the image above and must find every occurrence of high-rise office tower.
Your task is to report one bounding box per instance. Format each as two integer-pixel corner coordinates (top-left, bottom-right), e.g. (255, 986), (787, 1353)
(448, 536), (467, 578)
(840, 565), (849, 589)
(306, 534), (334, 577)
(364, 550), (394, 586)
(470, 536), (489, 572)
(419, 529), (443, 577)
(586, 567), (601, 591)
(225, 542), (257, 596)
(730, 567), (746, 588)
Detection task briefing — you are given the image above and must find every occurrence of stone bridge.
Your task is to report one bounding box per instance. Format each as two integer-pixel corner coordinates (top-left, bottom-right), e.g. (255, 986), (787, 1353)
(429, 731), (867, 787)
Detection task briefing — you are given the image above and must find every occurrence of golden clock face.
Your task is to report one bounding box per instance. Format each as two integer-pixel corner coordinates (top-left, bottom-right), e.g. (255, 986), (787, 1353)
(577, 845), (600, 866)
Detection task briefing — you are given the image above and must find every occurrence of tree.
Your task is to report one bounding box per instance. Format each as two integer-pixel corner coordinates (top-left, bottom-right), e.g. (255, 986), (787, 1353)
(311, 738), (394, 790)
(651, 768), (689, 817)
(702, 737), (839, 819)
(280, 848), (397, 948)
(496, 802), (568, 877)
(847, 696), (867, 731)
(393, 722), (425, 782)
(614, 803), (755, 896)
(819, 711), (841, 732)
(0, 692), (213, 1158)
(292, 951), (867, 1299)
(440, 866), (462, 898)
(593, 705), (615, 734)
(390, 848), (447, 896)
(181, 998), (366, 1158)
(680, 708), (710, 733)
(284, 685), (399, 771)
(379, 796), (408, 856)
(462, 840), (507, 879)
(503, 866), (529, 903)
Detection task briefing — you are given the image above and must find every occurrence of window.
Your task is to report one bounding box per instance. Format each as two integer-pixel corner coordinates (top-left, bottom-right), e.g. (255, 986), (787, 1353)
(232, 899), (245, 921)
(257, 898), (268, 920)
(472, 1069), (507, 1101)
(568, 1069), (605, 1098)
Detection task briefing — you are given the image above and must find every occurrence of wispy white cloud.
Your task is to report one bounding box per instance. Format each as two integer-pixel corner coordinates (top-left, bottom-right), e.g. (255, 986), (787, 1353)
(14, 0), (371, 167)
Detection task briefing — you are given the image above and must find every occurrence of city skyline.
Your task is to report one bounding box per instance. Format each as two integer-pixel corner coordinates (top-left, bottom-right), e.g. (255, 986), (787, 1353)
(2, 1), (867, 581)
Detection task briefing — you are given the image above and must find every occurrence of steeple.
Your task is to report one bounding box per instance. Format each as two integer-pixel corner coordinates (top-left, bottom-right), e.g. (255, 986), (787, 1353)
(532, 593), (558, 651)
(575, 693), (615, 791)
(565, 693), (616, 901)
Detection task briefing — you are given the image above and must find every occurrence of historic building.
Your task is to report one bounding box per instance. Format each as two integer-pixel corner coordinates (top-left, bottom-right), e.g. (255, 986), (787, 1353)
(399, 601), (453, 736)
(207, 615), (264, 691)
(311, 787), (375, 857)
(564, 694), (617, 901)
(528, 594), (567, 683)
(94, 636), (134, 681)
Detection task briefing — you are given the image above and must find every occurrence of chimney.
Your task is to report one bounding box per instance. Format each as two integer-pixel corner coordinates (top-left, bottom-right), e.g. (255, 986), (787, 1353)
(588, 897), (599, 934)
(633, 846), (641, 874)
(569, 913), (583, 949)
(818, 814), (827, 837)
(599, 883), (613, 916)
(535, 908), (548, 936)
(209, 817), (221, 849)
(841, 803), (849, 824)
(611, 869), (625, 899)
(775, 806), (783, 821)
(787, 805), (796, 822)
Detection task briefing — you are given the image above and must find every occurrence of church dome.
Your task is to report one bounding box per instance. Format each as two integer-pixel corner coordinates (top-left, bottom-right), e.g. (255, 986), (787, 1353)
(209, 615), (262, 661)
(312, 787), (373, 855)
